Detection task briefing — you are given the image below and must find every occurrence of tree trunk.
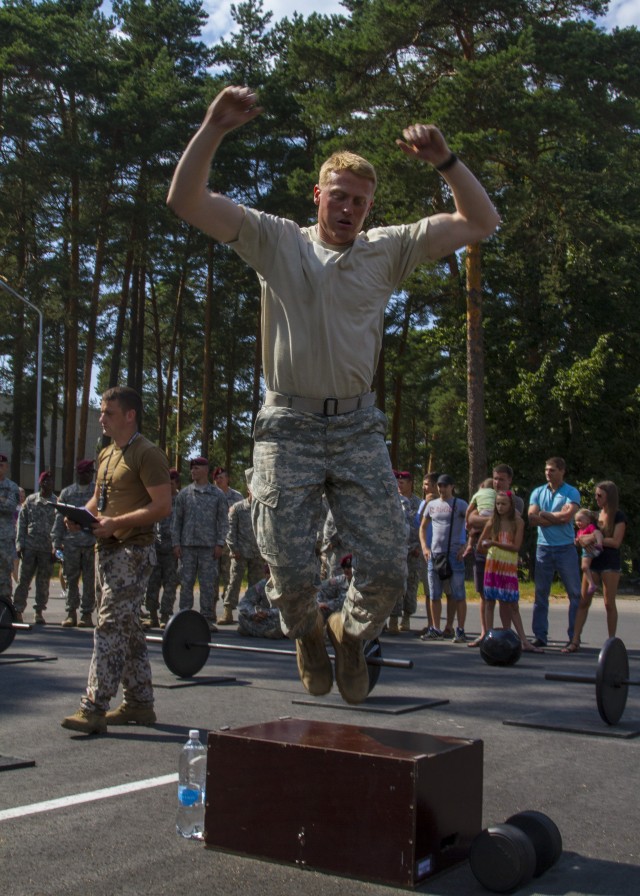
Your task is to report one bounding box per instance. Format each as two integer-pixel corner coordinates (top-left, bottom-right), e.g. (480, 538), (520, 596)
(466, 243), (487, 496)
(201, 240), (214, 455)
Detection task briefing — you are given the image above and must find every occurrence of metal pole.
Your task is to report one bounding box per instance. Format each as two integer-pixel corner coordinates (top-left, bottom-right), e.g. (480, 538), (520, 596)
(0, 276), (44, 492)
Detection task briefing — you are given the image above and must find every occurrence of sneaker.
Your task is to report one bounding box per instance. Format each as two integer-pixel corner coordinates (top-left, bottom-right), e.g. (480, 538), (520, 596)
(420, 627), (442, 641)
(399, 614), (411, 632)
(454, 627), (467, 643)
(217, 606), (235, 626)
(62, 611), (77, 628)
(78, 613), (94, 628)
(326, 612), (369, 705)
(295, 613), (333, 696)
(387, 616), (399, 635)
(34, 612), (46, 625)
(441, 628), (454, 640)
(61, 706), (107, 734)
(105, 702), (156, 726)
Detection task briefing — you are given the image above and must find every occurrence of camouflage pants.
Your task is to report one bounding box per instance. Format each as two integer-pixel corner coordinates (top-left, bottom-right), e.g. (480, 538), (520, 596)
(237, 610), (285, 639)
(222, 555), (265, 610)
(391, 550), (421, 617)
(218, 544), (231, 595)
(13, 550), (53, 612)
(251, 405), (407, 640)
(179, 546), (218, 620)
(145, 548), (179, 617)
(0, 535), (14, 602)
(62, 541), (96, 614)
(83, 543), (155, 712)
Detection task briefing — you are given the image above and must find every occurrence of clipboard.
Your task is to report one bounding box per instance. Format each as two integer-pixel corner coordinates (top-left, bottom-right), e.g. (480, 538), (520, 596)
(54, 502), (98, 530)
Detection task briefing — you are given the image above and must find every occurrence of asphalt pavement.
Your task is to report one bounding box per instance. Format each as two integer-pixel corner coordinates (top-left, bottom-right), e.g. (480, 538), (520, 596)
(1, 583), (640, 896)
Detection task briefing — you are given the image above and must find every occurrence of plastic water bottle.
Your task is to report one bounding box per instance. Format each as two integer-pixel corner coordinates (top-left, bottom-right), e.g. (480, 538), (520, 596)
(176, 729), (207, 840)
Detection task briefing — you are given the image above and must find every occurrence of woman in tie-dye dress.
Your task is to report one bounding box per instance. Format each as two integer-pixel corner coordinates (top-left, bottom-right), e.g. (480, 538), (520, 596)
(479, 491), (543, 653)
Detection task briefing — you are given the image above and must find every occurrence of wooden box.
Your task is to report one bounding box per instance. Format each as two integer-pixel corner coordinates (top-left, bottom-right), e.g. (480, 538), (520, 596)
(205, 718), (482, 887)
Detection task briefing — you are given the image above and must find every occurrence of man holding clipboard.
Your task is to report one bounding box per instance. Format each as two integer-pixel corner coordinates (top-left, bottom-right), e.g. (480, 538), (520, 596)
(62, 386), (171, 735)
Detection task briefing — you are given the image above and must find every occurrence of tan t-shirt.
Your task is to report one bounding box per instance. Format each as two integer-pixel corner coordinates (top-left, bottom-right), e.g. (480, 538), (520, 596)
(96, 434), (170, 546)
(228, 208), (433, 400)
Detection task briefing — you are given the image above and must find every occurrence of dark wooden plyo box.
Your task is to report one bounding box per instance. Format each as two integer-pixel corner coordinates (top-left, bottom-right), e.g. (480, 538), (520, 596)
(204, 718), (483, 888)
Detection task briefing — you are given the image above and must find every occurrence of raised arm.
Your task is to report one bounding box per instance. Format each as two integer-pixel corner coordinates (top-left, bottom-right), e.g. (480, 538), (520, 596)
(396, 124), (500, 258)
(167, 86), (263, 243)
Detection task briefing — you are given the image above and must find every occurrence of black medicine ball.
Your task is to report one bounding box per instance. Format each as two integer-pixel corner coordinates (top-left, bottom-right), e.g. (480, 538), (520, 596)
(480, 628), (522, 666)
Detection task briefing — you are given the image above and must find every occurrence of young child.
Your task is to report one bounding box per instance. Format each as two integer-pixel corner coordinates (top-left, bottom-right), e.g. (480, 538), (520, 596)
(574, 509), (604, 596)
(479, 491), (543, 653)
(463, 478), (497, 557)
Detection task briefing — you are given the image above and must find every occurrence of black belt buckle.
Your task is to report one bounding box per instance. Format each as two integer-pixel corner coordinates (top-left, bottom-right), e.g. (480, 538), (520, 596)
(323, 398), (339, 416)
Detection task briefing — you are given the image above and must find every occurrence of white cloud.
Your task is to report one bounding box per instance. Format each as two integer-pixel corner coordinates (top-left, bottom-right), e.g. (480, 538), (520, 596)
(598, 0), (640, 29)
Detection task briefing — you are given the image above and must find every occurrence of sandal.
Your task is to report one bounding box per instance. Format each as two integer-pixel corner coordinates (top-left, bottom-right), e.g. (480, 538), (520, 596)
(561, 641), (580, 654)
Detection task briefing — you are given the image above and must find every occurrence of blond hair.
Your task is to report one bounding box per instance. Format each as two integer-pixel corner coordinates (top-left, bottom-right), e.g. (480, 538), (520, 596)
(318, 151), (377, 191)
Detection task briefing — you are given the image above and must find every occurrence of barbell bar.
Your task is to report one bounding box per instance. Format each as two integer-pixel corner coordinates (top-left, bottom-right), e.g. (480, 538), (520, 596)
(1, 598), (412, 696)
(545, 636), (640, 725)
(146, 608), (413, 693)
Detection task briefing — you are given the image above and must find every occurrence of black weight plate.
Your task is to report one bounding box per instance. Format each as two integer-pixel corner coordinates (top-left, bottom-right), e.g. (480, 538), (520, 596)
(0, 595), (17, 655)
(596, 637), (628, 725)
(506, 810), (562, 876)
(162, 609), (211, 678)
(469, 824), (536, 893)
(363, 638), (382, 694)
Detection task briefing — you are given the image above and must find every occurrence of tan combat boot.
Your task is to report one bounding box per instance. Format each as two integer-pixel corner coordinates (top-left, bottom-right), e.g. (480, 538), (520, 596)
(326, 612), (369, 705)
(295, 612), (333, 696)
(105, 702), (157, 726)
(217, 606), (235, 625)
(400, 613), (411, 632)
(62, 610), (77, 627)
(387, 616), (399, 635)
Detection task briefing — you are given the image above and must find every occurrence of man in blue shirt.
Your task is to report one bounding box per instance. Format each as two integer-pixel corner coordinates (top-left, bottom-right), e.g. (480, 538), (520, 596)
(528, 457), (581, 647)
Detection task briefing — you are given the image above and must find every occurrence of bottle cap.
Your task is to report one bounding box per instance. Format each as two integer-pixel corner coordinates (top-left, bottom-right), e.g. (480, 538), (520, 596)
(189, 729), (199, 740)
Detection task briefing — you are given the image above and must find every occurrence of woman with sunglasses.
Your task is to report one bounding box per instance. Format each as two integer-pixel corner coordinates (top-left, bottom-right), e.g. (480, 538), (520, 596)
(562, 480), (627, 654)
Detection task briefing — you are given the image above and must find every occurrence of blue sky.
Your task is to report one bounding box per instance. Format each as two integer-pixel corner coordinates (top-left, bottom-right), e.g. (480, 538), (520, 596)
(203, 0), (640, 43)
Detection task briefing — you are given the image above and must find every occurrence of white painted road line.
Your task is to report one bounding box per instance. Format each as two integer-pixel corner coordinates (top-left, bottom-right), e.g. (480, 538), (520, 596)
(0, 773), (178, 822)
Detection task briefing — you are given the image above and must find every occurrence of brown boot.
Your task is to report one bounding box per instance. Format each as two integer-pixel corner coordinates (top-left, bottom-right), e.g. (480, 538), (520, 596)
(105, 702), (156, 726)
(77, 613), (94, 628)
(326, 612), (369, 705)
(400, 613), (411, 632)
(295, 612), (333, 696)
(61, 706), (106, 734)
(62, 611), (77, 628)
(387, 616), (399, 635)
(143, 611), (160, 629)
(217, 606), (235, 625)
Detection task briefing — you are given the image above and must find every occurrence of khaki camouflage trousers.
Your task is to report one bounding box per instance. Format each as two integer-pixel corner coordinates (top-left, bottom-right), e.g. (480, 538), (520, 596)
(0, 535), (15, 601)
(178, 546), (218, 620)
(251, 405), (407, 640)
(222, 555), (265, 610)
(13, 550), (52, 612)
(62, 541), (96, 615)
(391, 550), (422, 617)
(83, 543), (155, 712)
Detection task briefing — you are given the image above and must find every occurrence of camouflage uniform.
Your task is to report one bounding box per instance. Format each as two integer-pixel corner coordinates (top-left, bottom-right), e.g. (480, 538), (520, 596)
(320, 508), (346, 579)
(391, 492), (422, 618)
(82, 433), (170, 713)
(222, 498), (265, 612)
(51, 480), (96, 616)
(251, 405), (407, 641)
(217, 486), (243, 597)
(88, 543), (156, 710)
(13, 492), (57, 615)
(145, 494), (179, 619)
(316, 573), (349, 621)
(237, 577), (285, 639)
(0, 476), (20, 602)
(172, 483), (228, 622)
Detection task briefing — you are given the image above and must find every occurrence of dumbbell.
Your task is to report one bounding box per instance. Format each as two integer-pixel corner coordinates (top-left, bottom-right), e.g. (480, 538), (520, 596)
(469, 810), (562, 892)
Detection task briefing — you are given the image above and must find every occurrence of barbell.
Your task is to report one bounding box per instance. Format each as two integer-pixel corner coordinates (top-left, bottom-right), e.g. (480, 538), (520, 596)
(1, 597), (412, 695)
(147, 609), (413, 694)
(545, 636), (639, 725)
(0, 595), (32, 653)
